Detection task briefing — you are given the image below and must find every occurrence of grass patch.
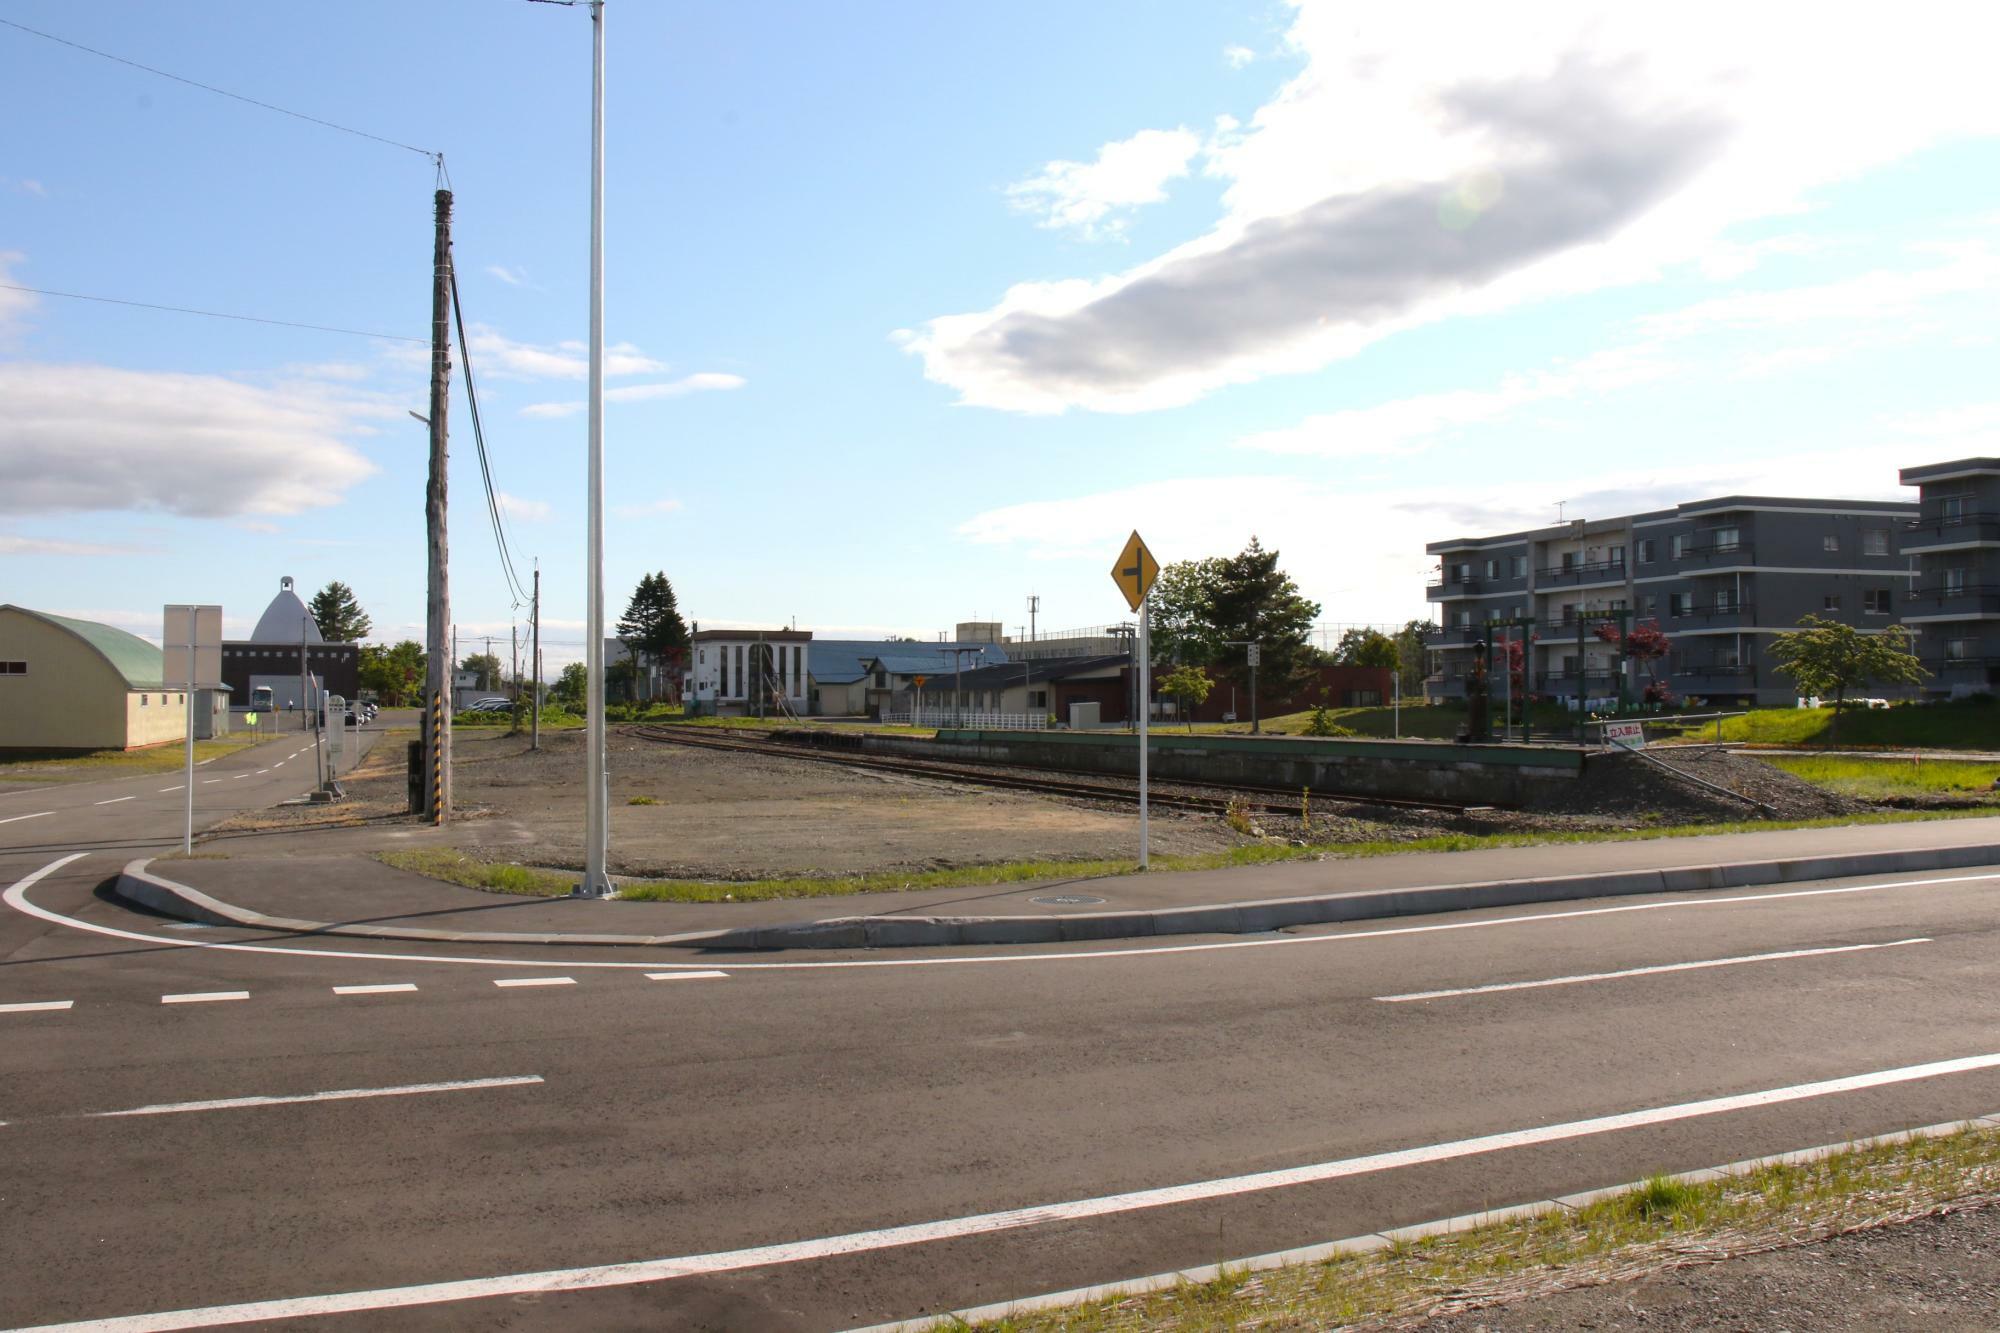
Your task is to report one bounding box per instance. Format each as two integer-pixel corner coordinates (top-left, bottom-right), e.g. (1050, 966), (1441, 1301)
(964, 1124), (2000, 1331)
(0, 734), (265, 785)
(1651, 702), (2000, 751)
(377, 807), (1992, 905)
(627, 795), (659, 806)
(1765, 753), (2000, 799)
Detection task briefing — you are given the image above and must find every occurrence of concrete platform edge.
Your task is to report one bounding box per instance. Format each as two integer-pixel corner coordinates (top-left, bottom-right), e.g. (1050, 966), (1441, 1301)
(849, 1114), (2000, 1333)
(115, 842), (2000, 952)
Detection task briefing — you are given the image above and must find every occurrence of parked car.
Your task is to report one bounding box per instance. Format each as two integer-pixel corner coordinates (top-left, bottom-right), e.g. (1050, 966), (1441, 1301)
(466, 697), (512, 712)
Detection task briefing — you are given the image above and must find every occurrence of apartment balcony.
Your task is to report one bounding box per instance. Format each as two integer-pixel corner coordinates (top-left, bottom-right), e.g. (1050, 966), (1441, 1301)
(1905, 586), (2000, 618)
(1679, 542), (1753, 568)
(1426, 574), (1483, 601)
(1672, 664), (1758, 691)
(1671, 602), (1757, 628)
(1929, 653), (2000, 674)
(1903, 514), (2000, 552)
(1534, 559), (1628, 589)
(1535, 670), (1621, 691)
(1427, 626), (1487, 648)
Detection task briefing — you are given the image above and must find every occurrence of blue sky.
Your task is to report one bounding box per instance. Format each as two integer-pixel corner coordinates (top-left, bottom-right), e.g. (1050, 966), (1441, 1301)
(3, 2), (1997, 670)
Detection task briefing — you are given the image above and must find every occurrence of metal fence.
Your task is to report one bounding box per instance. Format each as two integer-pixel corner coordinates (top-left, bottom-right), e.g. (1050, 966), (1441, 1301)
(880, 710), (1048, 731)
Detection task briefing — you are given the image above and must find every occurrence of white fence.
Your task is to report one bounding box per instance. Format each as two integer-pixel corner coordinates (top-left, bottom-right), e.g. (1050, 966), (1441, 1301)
(881, 710), (1048, 731)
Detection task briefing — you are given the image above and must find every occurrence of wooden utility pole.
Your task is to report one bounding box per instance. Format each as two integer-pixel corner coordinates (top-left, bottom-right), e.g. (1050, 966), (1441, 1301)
(530, 565), (541, 751)
(423, 188), (453, 825)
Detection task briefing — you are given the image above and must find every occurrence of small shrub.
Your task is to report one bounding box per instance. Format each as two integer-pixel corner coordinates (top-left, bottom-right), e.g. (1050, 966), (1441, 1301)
(627, 794), (658, 806)
(1628, 1173), (1701, 1221)
(1303, 704), (1354, 737)
(1223, 797), (1254, 836)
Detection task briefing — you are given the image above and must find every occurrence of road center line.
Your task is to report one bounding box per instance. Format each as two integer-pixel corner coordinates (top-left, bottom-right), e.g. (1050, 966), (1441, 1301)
(158, 785), (184, 793)
(231, 774), (250, 781)
(0, 810), (51, 826)
(0, 1000), (72, 1014)
(160, 991), (249, 1005)
(26, 1051), (2000, 1331)
(493, 976), (575, 988)
(332, 983), (418, 995)
(90, 1075), (542, 1120)
(201, 779), (222, 785)
(1376, 937), (1935, 1002)
(8, 855), (2000, 975)
(94, 796), (136, 806)
(255, 769), (270, 775)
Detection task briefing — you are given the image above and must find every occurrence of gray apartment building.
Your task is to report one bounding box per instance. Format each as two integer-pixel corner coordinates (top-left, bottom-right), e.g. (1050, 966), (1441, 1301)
(1898, 458), (2000, 695)
(1425, 491), (1922, 708)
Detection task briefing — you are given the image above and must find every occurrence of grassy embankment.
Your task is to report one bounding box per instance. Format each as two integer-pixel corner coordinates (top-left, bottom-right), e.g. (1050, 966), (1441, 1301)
(0, 733), (267, 786)
(952, 1124), (2000, 1332)
(376, 806), (1993, 904)
(1764, 754), (2000, 800)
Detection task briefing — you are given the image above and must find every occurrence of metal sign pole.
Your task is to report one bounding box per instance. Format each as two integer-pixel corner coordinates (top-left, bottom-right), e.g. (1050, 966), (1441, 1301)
(183, 606), (195, 855)
(1138, 597), (1150, 870)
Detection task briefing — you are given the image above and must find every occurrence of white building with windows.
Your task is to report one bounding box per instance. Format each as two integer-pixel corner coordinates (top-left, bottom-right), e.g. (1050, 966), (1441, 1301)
(686, 629), (812, 716)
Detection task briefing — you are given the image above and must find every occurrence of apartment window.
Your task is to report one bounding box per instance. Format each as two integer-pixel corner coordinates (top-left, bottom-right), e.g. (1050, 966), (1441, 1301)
(1946, 568), (1969, 593)
(1641, 595), (1658, 616)
(1943, 495), (1968, 521)
(1029, 689), (1048, 709)
(1823, 594), (1842, 611)
(1948, 638), (1978, 661)
(1669, 592), (1692, 616)
(1637, 539), (1655, 564)
(1484, 559), (1498, 580)
(1511, 555), (1527, 577)
(1560, 603), (1576, 624)
(1561, 654), (1579, 674)
(1609, 545), (1626, 566)
(0, 661), (24, 674)
(1671, 534), (1690, 559)
(1454, 562), (1472, 582)
(1561, 551), (1577, 571)
(1864, 589), (1892, 615)
(1712, 526), (1740, 550)
(1715, 588), (1738, 612)
(1823, 535), (1839, 553)
(1455, 610), (1472, 628)
(1863, 529), (1889, 556)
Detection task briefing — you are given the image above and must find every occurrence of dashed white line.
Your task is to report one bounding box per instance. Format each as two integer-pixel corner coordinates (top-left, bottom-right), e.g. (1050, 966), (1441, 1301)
(160, 991), (249, 1005)
(0, 1000), (72, 1014)
(201, 779), (222, 785)
(91, 1075), (542, 1120)
(645, 971), (729, 982)
(232, 774), (251, 781)
(255, 769), (270, 775)
(332, 983), (419, 996)
(1375, 937), (1935, 1003)
(494, 976), (575, 988)
(94, 796), (137, 806)
(0, 810), (52, 826)
(158, 785), (184, 793)
(30, 1052), (2000, 1330)
(272, 762), (285, 768)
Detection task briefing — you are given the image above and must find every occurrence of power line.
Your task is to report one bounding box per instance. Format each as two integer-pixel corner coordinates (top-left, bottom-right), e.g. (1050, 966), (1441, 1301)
(449, 265), (532, 609)
(0, 16), (440, 165)
(0, 282), (426, 343)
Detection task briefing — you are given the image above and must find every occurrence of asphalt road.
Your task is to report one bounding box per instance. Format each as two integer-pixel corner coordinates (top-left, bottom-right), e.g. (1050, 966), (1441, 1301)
(5, 734), (2000, 1330)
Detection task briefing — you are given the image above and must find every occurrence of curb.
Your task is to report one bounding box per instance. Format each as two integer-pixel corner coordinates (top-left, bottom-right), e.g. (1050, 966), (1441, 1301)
(117, 841), (2000, 951)
(849, 1112), (2000, 1333)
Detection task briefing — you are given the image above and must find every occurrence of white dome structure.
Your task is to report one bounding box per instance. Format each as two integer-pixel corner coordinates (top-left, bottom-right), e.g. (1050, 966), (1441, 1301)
(250, 576), (323, 644)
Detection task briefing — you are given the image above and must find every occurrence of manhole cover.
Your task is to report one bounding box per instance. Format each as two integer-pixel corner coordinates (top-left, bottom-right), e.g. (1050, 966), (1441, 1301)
(1030, 893), (1106, 906)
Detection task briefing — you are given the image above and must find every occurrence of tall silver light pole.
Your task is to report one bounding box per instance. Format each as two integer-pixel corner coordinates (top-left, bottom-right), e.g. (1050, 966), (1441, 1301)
(579, 0), (613, 896)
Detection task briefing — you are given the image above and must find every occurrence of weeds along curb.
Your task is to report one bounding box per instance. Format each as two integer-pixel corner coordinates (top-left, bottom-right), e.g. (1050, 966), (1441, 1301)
(854, 1113), (2000, 1333)
(116, 841), (2000, 951)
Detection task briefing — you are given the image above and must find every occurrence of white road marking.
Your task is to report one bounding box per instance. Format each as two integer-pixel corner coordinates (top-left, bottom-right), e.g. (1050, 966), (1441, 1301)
(196, 758), (216, 766)
(231, 774), (250, 781)
(332, 983), (418, 995)
(95, 796), (137, 806)
(160, 991), (249, 1005)
(90, 1075), (541, 1120)
(158, 785), (184, 793)
(8, 855), (2000, 975)
(0, 810), (52, 826)
(272, 762), (284, 768)
(1377, 937), (1935, 1003)
(493, 976), (575, 988)
(645, 970), (729, 981)
(0, 1000), (72, 1014)
(201, 779), (222, 785)
(255, 769), (270, 775)
(28, 1051), (2000, 1330)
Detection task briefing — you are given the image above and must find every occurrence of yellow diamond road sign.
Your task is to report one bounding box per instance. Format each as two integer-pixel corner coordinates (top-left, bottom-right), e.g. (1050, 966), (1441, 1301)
(1111, 530), (1160, 613)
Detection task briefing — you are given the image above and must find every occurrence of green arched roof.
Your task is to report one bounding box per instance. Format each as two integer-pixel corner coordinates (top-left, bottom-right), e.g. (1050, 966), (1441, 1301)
(1, 606), (165, 689)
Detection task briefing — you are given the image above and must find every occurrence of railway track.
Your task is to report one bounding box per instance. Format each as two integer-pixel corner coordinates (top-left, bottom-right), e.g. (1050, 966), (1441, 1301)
(623, 724), (1482, 818)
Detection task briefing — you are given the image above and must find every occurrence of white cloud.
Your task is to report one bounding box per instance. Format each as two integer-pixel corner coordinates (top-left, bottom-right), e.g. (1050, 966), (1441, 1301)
(1223, 45), (1256, 70)
(955, 445), (1913, 623)
(907, 1), (2000, 414)
(496, 491), (551, 521)
(0, 362), (385, 518)
(0, 535), (150, 556)
(519, 372), (746, 419)
(1235, 344), (1671, 458)
(614, 497), (685, 518)
(468, 324), (665, 380)
(485, 264), (537, 289)
(1007, 127), (1203, 240)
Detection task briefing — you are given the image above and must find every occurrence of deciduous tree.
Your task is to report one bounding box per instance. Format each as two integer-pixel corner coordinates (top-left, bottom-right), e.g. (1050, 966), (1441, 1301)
(1769, 614), (1928, 741)
(1158, 664), (1213, 731)
(357, 640), (425, 706)
(1333, 627), (1398, 669)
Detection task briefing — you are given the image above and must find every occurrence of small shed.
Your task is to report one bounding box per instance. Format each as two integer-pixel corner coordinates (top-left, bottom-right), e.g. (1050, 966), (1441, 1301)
(0, 605), (187, 751)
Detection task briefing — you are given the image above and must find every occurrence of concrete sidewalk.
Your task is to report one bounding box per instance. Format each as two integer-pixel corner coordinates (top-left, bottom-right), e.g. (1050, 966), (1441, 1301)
(116, 816), (2000, 951)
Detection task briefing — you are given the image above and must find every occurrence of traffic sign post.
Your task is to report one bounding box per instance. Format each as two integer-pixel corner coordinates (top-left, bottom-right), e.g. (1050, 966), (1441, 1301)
(1110, 531), (1160, 869)
(163, 605), (222, 856)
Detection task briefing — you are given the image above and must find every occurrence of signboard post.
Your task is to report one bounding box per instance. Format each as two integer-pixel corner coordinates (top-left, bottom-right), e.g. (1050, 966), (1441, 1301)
(1604, 720), (1647, 750)
(163, 605), (223, 856)
(911, 675), (927, 728)
(1111, 531), (1160, 869)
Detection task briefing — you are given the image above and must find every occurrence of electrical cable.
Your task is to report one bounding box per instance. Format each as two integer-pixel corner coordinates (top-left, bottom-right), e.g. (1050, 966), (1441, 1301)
(0, 16), (440, 166)
(0, 282), (425, 343)
(449, 264), (532, 610)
